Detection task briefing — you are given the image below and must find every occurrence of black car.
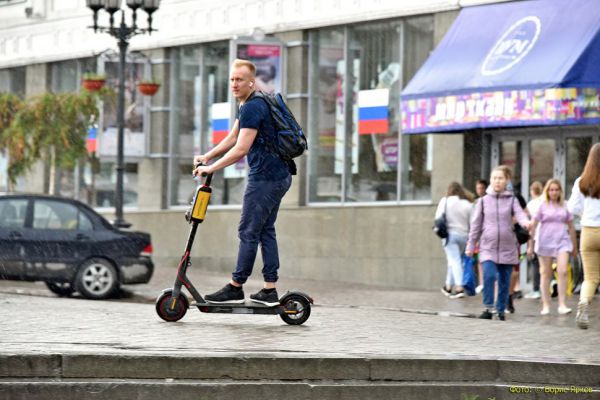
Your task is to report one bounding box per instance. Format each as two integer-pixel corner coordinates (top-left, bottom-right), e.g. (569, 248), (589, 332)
(0, 193), (154, 299)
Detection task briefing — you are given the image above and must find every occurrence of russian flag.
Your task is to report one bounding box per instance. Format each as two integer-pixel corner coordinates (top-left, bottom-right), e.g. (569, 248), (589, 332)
(358, 89), (389, 135)
(211, 103), (230, 144)
(86, 126), (97, 153)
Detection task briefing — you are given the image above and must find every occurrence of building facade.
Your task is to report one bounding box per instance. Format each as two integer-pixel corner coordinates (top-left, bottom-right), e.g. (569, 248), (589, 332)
(1, 0), (598, 289)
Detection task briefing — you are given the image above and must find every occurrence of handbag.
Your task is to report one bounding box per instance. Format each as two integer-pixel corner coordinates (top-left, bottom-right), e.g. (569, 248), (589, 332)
(514, 223), (530, 245)
(511, 196), (530, 244)
(433, 197), (448, 239)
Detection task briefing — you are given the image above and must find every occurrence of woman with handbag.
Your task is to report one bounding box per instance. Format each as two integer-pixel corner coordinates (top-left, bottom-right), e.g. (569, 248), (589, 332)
(528, 179), (577, 316)
(435, 182), (474, 299)
(466, 165), (530, 321)
(567, 143), (600, 329)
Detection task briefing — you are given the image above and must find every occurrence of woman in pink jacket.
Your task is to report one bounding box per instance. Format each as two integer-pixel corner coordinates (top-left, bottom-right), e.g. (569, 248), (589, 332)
(466, 165), (530, 321)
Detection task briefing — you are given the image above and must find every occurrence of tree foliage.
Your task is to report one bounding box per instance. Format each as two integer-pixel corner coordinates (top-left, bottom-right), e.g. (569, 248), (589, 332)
(0, 93), (26, 185)
(0, 91), (101, 187)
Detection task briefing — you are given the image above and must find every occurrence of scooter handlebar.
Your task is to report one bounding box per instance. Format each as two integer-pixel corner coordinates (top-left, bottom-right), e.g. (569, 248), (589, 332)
(194, 163), (213, 186)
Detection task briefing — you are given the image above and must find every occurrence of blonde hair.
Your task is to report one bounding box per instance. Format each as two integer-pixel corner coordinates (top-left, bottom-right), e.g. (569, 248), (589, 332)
(542, 178), (564, 205)
(530, 181), (543, 196)
(492, 164), (512, 181)
(231, 58), (256, 76)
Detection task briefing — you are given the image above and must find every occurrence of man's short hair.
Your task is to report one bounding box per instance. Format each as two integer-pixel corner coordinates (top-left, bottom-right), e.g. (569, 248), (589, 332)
(231, 59), (256, 76)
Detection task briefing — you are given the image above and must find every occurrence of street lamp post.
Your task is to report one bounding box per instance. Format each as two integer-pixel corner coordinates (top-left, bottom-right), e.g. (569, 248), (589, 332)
(86, 0), (160, 228)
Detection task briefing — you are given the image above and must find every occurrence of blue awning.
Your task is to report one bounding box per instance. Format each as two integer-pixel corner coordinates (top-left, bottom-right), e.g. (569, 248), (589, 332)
(401, 0), (600, 134)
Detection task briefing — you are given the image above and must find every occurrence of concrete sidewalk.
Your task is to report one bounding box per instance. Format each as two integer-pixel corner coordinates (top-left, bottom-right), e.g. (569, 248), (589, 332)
(1, 266), (599, 399)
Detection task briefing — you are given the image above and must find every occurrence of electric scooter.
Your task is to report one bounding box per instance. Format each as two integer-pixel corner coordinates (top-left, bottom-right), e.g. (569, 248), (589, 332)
(155, 167), (313, 325)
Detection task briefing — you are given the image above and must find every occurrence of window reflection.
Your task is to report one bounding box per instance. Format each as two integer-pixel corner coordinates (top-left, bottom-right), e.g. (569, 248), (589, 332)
(308, 15), (433, 203)
(529, 139), (555, 188)
(308, 28), (345, 202)
(566, 137), (593, 199)
(168, 42), (240, 206)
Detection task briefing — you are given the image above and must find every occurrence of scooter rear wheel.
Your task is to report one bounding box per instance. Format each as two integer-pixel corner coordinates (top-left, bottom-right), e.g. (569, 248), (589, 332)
(279, 294), (311, 325)
(156, 289), (189, 322)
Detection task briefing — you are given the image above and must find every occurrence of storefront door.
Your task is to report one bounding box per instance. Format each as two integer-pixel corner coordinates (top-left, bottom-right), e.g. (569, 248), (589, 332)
(494, 129), (599, 201)
(492, 129), (599, 292)
(496, 137), (558, 202)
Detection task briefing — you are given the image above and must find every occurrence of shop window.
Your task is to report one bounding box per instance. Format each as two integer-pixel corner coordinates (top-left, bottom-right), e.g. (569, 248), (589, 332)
(308, 16), (433, 204)
(91, 58), (145, 209)
(48, 59), (97, 200)
(167, 42), (236, 207)
(0, 67), (25, 98)
(308, 28), (345, 202)
(499, 140), (523, 193)
(0, 67), (25, 192)
(348, 20), (402, 202)
(51, 60), (78, 93)
(400, 16), (433, 201)
(529, 138), (555, 188)
(168, 45), (201, 207)
(89, 162), (138, 209)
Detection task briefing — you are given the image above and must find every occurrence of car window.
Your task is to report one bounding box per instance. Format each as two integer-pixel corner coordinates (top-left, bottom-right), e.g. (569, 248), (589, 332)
(78, 211), (93, 230)
(33, 200), (92, 230)
(0, 199), (28, 229)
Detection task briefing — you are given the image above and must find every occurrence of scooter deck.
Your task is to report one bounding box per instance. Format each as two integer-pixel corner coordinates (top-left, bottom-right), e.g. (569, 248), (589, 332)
(191, 300), (283, 315)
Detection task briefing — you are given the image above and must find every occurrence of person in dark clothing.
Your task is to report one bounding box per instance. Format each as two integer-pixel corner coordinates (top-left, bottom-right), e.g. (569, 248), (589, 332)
(193, 59), (292, 306)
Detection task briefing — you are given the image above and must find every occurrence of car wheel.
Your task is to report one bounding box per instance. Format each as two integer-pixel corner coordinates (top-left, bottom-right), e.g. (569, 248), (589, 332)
(75, 258), (119, 300)
(45, 281), (75, 297)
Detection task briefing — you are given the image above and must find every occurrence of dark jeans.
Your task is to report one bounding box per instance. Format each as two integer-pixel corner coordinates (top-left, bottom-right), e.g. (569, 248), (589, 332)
(482, 260), (513, 314)
(232, 175), (292, 285)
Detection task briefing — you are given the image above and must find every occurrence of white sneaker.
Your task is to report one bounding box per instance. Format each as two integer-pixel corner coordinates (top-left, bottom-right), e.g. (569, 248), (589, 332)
(557, 306), (572, 315)
(540, 308), (550, 316)
(450, 291), (465, 299)
(525, 291), (541, 299)
(475, 285), (483, 294)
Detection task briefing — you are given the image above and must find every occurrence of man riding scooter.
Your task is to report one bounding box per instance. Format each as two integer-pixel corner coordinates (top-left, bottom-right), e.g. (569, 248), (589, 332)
(192, 58), (295, 306)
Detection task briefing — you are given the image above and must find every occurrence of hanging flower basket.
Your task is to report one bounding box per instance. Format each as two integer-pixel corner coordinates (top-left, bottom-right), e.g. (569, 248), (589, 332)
(82, 78), (106, 92)
(137, 81), (161, 96)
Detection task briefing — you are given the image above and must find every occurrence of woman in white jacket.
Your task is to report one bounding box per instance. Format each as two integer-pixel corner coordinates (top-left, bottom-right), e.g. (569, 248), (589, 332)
(568, 143), (600, 329)
(436, 182), (474, 298)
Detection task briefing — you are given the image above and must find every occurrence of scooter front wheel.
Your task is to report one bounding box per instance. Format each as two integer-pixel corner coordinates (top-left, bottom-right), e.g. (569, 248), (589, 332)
(280, 294), (311, 325)
(156, 289), (189, 322)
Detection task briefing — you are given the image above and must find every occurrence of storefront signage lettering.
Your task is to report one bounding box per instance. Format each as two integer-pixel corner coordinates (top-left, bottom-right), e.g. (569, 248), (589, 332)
(401, 87), (600, 133)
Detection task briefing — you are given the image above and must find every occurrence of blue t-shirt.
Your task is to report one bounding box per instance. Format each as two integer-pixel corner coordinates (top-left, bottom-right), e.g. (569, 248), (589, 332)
(238, 95), (290, 181)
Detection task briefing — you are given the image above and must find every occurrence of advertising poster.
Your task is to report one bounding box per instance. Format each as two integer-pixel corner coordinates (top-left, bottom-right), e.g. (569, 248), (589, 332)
(236, 43), (283, 94)
(227, 41), (284, 179)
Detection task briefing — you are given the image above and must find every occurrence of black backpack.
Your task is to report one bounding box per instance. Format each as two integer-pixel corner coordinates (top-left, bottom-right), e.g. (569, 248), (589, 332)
(252, 91), (308, 160)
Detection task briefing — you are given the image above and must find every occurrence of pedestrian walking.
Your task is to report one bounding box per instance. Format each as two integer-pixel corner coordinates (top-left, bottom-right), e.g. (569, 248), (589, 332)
(497, 165), (528, 314)
(193, 59), (294, 306)
(525, 181), (544, 300)
(466, 165), (530, 321)
(436, 182), (474, 299)
(474, 179), (488, 294)
(567, 143), (600, 329)
(528, 179), (577, 315)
